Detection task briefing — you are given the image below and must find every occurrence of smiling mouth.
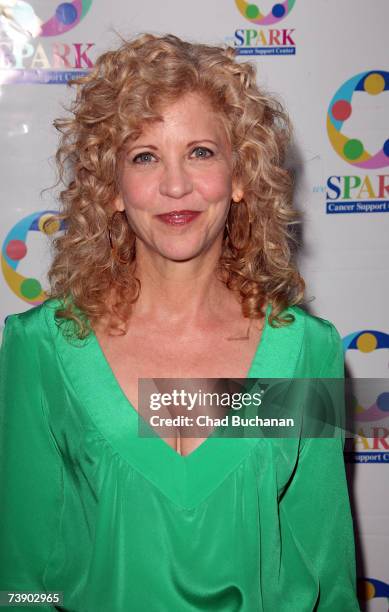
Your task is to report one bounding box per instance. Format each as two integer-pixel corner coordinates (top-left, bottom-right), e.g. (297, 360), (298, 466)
(155, 210), (202, 226)
(157, 210), (200, 215)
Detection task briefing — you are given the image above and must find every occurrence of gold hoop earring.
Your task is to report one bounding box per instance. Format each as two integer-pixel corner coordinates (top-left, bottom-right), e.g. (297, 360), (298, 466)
(107, 210), (132, 265)
(225, 199), (252, 251)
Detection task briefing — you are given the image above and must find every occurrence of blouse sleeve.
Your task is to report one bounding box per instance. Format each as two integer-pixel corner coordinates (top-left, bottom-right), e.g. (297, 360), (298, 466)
(279, 322), (360, 611)
(0, 314), (63, 610)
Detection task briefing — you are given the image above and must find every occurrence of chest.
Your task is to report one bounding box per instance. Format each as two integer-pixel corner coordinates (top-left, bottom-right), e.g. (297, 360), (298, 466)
(94, 323), (264, 456)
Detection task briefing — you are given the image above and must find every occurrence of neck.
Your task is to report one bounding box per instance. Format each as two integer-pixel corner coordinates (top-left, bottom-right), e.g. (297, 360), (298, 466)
(129, 238), (239, 328)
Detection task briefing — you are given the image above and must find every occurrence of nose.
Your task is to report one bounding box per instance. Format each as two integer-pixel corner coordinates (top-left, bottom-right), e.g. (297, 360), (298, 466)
(159, 159), (193, 200)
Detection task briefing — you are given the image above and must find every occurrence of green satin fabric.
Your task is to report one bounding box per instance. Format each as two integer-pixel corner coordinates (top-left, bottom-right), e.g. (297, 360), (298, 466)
(0, 298), (360, 611)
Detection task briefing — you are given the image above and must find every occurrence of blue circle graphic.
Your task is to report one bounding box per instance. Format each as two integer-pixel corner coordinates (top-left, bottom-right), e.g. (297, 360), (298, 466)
(272, 4), (286, 18)
(56, 3), (78, 25)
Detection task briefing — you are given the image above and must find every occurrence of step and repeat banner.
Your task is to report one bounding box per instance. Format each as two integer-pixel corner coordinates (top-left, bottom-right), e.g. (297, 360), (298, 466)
(0, 1), (388, 610)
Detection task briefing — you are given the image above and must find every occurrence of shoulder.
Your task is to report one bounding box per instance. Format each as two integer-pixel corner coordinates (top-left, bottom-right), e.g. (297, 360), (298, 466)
(2, 298), (63, 344)
(287, 304), (342, 346)
(286, 305), (343, 376)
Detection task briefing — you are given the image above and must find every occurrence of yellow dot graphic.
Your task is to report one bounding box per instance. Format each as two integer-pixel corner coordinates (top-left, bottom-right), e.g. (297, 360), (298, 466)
(364, 581), (375, 600)
(355, 403), (365, 414)
(356, 333), (377, 353)
(364, 73), (385, 95)
(39, 214), (60, 235)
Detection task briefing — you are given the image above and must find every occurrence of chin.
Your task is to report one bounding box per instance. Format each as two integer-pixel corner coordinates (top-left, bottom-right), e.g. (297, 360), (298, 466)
(159, 248), (204, 263)
(155, 238), (210, 262)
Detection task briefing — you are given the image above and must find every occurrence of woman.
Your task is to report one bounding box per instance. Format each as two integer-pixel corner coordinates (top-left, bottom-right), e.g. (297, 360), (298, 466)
(0, 33), (360, 611)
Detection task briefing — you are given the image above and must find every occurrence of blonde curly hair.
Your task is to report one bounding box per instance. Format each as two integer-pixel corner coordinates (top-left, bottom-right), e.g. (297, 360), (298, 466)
(47, 32), (305, 339)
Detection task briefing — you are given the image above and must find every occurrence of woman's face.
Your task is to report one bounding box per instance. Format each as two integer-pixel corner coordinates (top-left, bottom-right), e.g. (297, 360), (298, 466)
(114, 91), (243, 262)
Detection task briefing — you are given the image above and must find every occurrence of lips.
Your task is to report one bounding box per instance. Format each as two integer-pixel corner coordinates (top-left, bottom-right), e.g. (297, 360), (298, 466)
(156, 210), (202, 226)
(158, 210), (199, 216)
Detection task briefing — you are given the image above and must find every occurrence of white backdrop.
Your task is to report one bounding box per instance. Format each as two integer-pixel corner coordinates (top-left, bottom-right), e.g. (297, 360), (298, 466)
(1, 2), (388, 609)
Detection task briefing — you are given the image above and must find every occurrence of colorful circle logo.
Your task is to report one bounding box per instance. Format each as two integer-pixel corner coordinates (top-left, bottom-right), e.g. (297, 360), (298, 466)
(343, 329), (389, 354)
(343, 330), (389, 422)
(327, 70), (389, 169)
(235, 0), (295, 25)
(1, 211), (66, 305)
(40, 0), (93, 37)
(357, 577), (389, 606)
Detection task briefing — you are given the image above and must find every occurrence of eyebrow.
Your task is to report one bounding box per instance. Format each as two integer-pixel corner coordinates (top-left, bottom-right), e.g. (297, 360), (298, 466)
(127, 139), (219, 153)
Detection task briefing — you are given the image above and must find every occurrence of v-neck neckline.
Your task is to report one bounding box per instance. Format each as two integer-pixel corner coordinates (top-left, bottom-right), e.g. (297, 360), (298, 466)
(47, 298), (305, 509)
(87, 302), (272, 462)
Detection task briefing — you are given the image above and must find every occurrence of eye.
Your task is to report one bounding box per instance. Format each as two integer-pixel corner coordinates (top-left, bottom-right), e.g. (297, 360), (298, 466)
(191, 146), (214, 159)
(132, 152), (156, 164)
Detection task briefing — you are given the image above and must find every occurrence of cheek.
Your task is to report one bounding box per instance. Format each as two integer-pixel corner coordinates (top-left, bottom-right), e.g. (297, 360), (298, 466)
(120, 175), (155, 211)
(197, 169), (232, 204)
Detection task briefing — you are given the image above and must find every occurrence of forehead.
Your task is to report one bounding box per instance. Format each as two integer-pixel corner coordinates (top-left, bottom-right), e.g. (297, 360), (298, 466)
(135, 92), (230, 143)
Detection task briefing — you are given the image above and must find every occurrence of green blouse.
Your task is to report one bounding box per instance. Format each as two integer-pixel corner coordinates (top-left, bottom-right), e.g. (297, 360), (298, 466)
(0, 298), (360, 611)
